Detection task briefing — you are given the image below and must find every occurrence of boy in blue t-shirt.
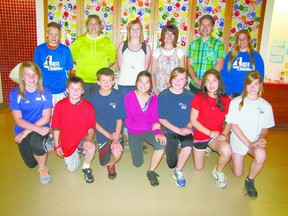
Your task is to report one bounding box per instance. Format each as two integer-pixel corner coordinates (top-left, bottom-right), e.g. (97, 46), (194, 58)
(89, 68), (126, 180)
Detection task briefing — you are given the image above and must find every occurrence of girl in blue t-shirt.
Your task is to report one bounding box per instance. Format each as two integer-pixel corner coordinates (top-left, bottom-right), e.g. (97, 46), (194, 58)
(9, 61), (53, 185)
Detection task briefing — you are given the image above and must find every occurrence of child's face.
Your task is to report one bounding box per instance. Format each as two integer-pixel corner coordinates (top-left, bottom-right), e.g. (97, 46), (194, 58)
(246, 79), (261, 97)
(97, 75), (114, 91)
(164, 30), (175, 44)
(67, 83), (83, 101)
(46, 27), (60, 46)
(204, 73), (219, 95)
(22, 68), (38, 89)
(136, 76), (151, 93)
(171, 73), (187, 91)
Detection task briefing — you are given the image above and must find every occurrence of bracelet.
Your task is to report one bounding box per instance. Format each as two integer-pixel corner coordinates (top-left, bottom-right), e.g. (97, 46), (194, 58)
(54, 145), (61, 151)
(209, 130), (212, 136)
(221, 133), (226, 136)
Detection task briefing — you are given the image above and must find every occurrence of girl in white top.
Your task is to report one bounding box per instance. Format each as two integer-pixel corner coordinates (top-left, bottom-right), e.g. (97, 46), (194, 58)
(151, 24), (185, 95)
(117, 20), (151, 96)
(226, 71), (275, 198)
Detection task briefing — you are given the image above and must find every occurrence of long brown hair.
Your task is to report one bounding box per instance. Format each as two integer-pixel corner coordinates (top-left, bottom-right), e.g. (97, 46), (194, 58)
(239, 70), (263, 110)
(160, 24), (179, 48)
(228, 30), (255, 71)
(201, 69), (226, 111)
(18, 61), (43, 100)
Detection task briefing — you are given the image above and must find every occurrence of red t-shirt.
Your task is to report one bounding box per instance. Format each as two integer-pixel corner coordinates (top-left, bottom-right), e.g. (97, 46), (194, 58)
(52, 98), (96, 157)
(190, 93), (230, 140)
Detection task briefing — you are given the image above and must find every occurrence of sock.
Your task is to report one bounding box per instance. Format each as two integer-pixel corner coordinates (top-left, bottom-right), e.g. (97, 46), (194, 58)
(82, 162), (90, 169)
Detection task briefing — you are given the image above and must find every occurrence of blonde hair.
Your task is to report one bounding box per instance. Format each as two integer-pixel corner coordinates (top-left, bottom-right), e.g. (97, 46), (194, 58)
(86, 14), (102, 35)
(127, 20), (144, 43)
(228, 30), (255, 71)
(18, 61), (43, 100)
(169, 67), (188, 86)
(239, 71), (263, 110)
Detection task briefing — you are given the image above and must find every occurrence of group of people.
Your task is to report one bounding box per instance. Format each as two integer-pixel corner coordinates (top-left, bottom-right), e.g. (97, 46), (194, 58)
(10, 14), (274, 199)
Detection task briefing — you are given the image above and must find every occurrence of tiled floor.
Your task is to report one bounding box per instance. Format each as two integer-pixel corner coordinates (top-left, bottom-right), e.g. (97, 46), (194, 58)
(0, 105), (288, 216)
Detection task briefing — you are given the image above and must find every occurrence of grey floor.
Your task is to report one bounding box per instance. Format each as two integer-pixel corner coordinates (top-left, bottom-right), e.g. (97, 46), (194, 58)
(0, 105), (288, 216)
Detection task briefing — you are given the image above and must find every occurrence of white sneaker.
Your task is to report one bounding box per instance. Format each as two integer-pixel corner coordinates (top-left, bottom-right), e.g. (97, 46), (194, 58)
(212, 166), (227, 189)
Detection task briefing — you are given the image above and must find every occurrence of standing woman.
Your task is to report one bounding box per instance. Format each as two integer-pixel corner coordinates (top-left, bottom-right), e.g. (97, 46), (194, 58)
(117, 19), (151, 96)
(71, 14), (116, 99)
(9, 61), (53, 185)
(221, 29), (264, 98)
(151, 24), (185, 95)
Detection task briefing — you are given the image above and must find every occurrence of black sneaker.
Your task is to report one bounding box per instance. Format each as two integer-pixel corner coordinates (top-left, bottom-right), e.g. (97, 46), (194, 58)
(146, 171), (159, 186)
(245, 178), (258, 198)
(107, 164), (117, 180)
(82, 168), (94, 183)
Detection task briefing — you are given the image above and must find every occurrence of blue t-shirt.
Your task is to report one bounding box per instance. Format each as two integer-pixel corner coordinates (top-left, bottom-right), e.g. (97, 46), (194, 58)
(9, 88), (53, 135)
(221, 50), (264, 96)
(34, 43), (74, 94)
(89, 89), (126, 143)
(158, 88), (194, 134)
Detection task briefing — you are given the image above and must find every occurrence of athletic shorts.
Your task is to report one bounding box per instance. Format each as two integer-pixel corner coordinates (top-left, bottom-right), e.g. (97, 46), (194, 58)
(193, 138), (213, 151)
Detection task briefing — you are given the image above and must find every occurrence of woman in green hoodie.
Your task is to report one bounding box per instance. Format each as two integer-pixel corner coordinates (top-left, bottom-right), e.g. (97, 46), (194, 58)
(71, 14), (116, 99)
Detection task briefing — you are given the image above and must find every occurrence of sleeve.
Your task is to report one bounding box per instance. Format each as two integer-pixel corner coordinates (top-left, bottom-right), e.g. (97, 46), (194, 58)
(177, 48), (185, 59)
(158, 92), (167, 119)
(71, 38), (80, 63)
(190, 93), (201, 111)
(51, 103), (61, 130)
(217, 41), (225, 59)
(254, 51), (265, 81)
(107, 38), (116, 64)
(64, 47), (74, 70)
(225, 99), (240, 124)
(42, 89), (53, 110)
(9, 88), (20, 110)
(87, 103), (96, 129)
(221, 52), (232, 96)
(33, 46), (41, 66)
(186, 41), (193, 58)
(263, 103), (275, 129)
(116, 92), (126, 120)
(152, 49), (160, 59)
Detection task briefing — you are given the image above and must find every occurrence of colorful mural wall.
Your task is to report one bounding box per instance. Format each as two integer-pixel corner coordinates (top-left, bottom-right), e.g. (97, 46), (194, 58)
(47, 0), (265, 52)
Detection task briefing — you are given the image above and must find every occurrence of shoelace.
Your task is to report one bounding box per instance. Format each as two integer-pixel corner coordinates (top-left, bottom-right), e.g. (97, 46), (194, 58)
(176, 170), (185, 180)
(38, 168), (48, 176)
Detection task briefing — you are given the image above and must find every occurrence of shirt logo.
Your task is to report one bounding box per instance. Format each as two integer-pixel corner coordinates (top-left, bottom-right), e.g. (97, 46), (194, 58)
(110, 103), (116, 109)
(257, 107), (264, 114)
(44, 56), (62, 71)
(179, 103), (187, 110)
(232, 57), (252, 71)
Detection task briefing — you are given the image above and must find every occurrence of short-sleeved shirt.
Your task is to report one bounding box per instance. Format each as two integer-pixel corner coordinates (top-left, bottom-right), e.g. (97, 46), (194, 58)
(190, 93), (230, 140)
(158, 88), (194, 133)
(226, 96), (275, 154)
(9, 88), (53, 135)
(187, 36), (225, 87)
(52, 98), (96, 157)
(34, 43), (74, 94)
(89, 89), (126, 144)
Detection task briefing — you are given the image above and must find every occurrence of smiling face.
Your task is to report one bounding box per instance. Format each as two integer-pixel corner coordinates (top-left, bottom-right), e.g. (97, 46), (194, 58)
(237, 33), (249, 51)
(97, 74), (115, 93)
(67, 82), (84, 103)
(87, 18), (101, 36)
(199, 18), (214, 38)
(22, 67), (39, 91)
(130, 23), (141, 39)
(171, 73), (187, 93)
(203, 73), (219, 97)
(46, 27), (60, 46)
(245, 79), (261, 99)
(136, 75), (151, 94)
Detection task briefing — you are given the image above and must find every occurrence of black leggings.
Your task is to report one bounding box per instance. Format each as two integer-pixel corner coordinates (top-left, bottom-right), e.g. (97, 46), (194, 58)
(18, 132), (48, 168)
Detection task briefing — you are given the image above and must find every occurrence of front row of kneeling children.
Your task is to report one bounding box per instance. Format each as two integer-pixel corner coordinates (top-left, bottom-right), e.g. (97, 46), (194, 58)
(10, 61), (275, 199)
